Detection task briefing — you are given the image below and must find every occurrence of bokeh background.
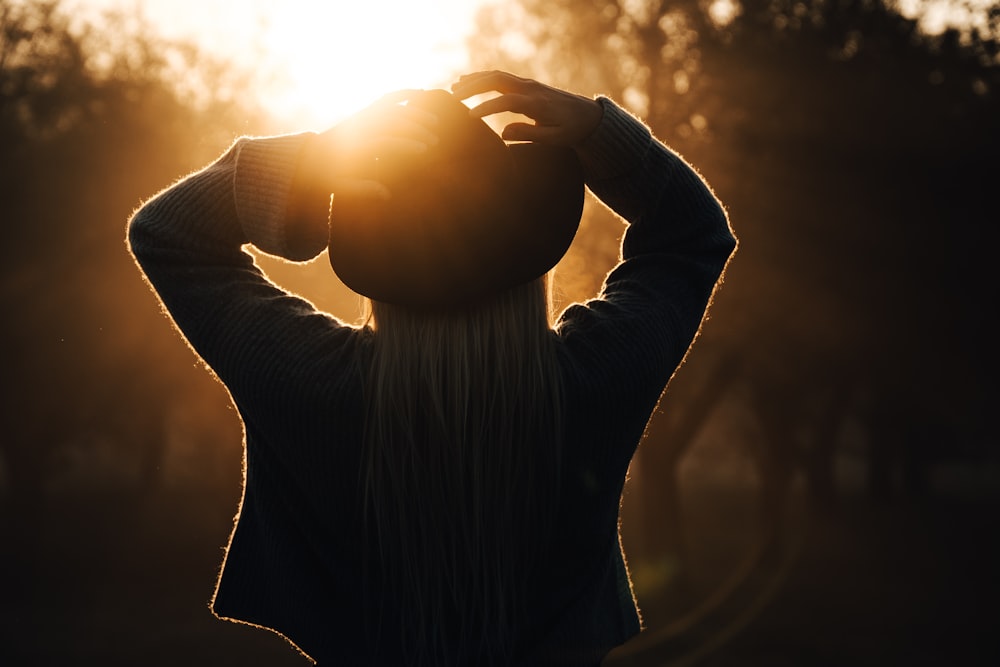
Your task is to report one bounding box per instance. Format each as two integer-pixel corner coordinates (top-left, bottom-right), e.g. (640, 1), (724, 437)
(1, 0), (998, 665)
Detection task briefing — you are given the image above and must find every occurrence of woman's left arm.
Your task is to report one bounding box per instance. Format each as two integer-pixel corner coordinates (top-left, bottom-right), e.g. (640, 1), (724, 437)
(128, 96), (439, 411)
(127, 133), (337, 384)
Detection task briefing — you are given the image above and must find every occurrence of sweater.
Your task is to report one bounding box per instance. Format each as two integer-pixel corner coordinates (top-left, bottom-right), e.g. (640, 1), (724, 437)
(128, 97), (736, 666)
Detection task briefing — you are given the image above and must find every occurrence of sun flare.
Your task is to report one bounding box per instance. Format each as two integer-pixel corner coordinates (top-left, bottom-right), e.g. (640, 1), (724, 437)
(72, 0), (481, 129)
(254, 2), (476, 128)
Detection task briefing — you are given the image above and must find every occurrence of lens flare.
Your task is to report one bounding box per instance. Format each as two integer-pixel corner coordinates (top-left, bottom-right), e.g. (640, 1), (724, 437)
(72, 0), (480, 128)
(257, 2), (478, 127)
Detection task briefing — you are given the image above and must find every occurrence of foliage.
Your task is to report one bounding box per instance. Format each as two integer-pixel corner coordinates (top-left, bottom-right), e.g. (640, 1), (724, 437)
(470, 0), (998, 130)
(0, 0), (265, 506)
(468, 0), (1000, 591)
(468, 0), (999, 395)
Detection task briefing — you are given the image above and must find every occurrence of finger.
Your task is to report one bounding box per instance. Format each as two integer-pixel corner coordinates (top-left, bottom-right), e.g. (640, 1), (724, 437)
(502, 121), (580, 147)
(499, 122), (538, 143)
(451, 70), (528, 99)
(450, 71), (495, 98)
(467, 93), (537, 120)
(501, 122), (565, 144)
(461, 70), (528, 90)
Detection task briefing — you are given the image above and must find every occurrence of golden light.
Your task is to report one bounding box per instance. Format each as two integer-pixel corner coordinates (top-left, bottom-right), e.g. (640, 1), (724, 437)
(890, 0), (998, 40)
(72, 0), (481, 129)
(250, 1), (478, 128)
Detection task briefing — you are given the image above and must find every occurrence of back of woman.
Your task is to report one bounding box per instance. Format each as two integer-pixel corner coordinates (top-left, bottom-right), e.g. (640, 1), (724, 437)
(127, 71), (736, 666)
(362, 282), (562, 664)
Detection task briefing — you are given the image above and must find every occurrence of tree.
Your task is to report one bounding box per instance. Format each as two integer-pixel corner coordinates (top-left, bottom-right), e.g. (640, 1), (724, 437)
(467, 0), (1000, 646)
(0, 0), (266, 594)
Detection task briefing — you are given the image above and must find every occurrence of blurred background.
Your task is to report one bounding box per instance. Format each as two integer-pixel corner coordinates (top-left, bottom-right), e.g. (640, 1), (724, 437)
(1, 0), (997, 664)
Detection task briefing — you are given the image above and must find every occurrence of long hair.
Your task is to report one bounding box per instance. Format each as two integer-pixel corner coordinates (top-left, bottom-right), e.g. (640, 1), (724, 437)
(360, 276), (563, 665)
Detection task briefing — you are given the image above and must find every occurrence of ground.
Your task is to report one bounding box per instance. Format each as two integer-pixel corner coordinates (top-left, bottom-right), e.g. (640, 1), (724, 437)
(1, 458), (996, 666)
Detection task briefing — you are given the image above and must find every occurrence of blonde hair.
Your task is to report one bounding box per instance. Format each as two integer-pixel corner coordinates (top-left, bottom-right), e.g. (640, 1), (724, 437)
(361, 276), (563, 665)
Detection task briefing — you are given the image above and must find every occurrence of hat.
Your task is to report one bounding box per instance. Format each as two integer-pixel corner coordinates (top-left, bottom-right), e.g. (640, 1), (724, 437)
(327, 89), (583, 308)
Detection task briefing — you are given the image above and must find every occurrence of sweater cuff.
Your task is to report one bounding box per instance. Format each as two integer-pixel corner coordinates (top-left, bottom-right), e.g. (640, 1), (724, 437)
(575, 98), (654, 183)
(233, 133), (312, 257)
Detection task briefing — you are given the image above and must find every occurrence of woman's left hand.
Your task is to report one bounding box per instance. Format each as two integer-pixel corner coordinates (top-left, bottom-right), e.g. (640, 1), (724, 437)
(451, 71), (602, 148)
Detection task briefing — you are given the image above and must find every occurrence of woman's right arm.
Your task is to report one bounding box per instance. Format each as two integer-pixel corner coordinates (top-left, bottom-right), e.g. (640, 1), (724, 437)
(453, 70), (737, 423)
(570, 95), (736, 382)
(451, 70), (735, 304)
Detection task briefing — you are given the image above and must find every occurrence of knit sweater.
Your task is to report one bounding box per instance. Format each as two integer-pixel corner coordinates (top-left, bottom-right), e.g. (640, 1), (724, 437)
(128, 98), (736, 666)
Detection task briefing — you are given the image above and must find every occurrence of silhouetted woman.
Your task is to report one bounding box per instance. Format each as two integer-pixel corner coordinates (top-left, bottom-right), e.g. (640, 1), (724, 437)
(128, 71), (736, 666)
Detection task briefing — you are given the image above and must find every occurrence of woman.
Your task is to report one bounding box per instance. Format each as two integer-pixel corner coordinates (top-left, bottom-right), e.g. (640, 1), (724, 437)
(128, 71), (736, 666)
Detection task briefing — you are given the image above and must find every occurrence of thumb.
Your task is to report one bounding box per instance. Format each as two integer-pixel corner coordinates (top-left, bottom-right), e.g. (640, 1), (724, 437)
(501, 122), (566, 145)
(500, 122), (539, 143)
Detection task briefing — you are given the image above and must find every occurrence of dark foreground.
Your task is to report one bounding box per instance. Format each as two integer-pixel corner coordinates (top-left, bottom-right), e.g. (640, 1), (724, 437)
(1, 460), (997, 667)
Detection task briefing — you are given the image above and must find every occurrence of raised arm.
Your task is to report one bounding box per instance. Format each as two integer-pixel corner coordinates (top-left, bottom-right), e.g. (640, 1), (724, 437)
(454, 70), (737, 441)
(451, 70), (604, 146)
(126, 95), (438, 412)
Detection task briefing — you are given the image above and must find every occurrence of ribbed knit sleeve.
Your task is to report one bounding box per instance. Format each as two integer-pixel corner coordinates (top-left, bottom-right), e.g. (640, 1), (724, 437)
(556, 98), (737, 476)
(233, 133), (327, 259)
(127, 132), (354, 424)
(125, 99), (737, 667)
(574, 99), (655, 221)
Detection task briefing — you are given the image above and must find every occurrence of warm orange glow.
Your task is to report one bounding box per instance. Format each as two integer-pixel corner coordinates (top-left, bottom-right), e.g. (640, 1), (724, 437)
(236, 2), (479, 128)
(891, 0), (998, 38)
(72, 0), (481, 128)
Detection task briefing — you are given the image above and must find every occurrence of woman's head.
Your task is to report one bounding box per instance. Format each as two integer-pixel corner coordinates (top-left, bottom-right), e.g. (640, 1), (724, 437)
(327, 89), (583, 309)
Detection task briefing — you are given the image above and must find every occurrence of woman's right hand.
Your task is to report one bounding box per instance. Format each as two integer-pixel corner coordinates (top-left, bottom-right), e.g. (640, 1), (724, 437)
(300, 91), (439, 202)
(450, 71), (603, 148)
(286, 91), (438, 242)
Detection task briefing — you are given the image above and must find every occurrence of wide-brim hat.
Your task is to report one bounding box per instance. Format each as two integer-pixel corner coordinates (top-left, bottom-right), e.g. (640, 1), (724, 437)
(327, 89), (584, 309)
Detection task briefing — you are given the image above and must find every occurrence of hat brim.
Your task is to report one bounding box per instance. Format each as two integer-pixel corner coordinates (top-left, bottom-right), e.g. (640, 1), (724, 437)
(327, 90), (583, 309)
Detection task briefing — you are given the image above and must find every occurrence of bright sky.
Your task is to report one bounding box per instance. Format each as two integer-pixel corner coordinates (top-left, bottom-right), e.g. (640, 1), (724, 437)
(893, 0), (998, 39)
(70, 0), (486, 128)
(66, 0), (994, 130)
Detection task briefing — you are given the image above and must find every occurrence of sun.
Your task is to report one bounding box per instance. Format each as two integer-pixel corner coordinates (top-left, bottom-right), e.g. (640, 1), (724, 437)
(255, 1), (476, 129)
(73, 0), (482, 129)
